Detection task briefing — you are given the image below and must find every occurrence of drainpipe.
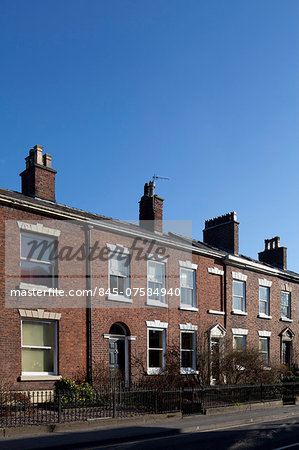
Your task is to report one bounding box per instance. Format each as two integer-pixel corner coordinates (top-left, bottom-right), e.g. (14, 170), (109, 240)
(223, 261), (227, 330)
(85, 224), (93, 385)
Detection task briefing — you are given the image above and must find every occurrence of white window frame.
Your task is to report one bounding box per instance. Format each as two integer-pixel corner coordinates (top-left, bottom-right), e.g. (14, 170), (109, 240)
(232, 280), (246, 313)
(107, 244), (132, 303)
(259, 337), (270, 365)
(281, 291), (291, 320)
(147, 260), (167, 307)
(20, 232), (57, 289)
(180, 330), (196, 374)
(180, 267), (197, 310)
(147, 327), (166, 375)
(233, 334), (247, 351)
(259, 286), (270, 316)
(21, 319), (58, 376)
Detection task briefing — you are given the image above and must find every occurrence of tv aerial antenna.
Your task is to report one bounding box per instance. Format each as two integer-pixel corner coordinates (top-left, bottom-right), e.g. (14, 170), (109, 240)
(149, 175), (169, 195)
(152, 174), (170, 183)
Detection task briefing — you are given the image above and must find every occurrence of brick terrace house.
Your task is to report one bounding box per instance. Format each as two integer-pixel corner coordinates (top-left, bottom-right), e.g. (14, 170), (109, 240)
(0, 146), (298, 390)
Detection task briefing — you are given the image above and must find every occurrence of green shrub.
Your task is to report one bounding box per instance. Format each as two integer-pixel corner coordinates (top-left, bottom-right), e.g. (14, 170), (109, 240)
(54, 378), (93, 407)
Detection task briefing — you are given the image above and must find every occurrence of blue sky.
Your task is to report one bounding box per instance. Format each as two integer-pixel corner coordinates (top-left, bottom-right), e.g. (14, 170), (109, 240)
(0, 0), (298, 270)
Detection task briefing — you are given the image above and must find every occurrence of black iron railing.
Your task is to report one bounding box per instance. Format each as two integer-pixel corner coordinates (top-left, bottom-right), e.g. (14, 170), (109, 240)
(0, 382), (298, 427)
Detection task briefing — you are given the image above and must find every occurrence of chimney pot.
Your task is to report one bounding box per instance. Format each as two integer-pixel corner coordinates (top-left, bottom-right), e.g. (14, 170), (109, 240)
(43, 153), (52, 168)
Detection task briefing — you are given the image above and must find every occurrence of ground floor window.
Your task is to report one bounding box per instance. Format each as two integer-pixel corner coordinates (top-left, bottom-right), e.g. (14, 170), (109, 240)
(180, 331), (196, 373)
(21, 320), (57, 375)
(233, 334), (246, 351)
(147, 328), (166, 374)
(259, 337), (270, 364)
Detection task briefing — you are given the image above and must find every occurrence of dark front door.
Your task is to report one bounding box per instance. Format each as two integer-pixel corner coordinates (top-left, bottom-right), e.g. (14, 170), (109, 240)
(109, 338), (125, 379)
(211, 338), (220, 383)
(282, 341), (291, 368)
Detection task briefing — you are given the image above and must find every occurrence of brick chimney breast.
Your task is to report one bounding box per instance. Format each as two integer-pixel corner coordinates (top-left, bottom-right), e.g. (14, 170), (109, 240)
(203, 211), (239, 254)
(258, 237), (287, 270)
(20, 145), (57, 202)
(139, 181), (164, 233)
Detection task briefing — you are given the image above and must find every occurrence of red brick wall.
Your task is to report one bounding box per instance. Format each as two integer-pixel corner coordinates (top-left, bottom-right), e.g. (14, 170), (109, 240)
(225, 265), (299, 366)
(21, 166), (56, 202)
(0, 198), (298, 390)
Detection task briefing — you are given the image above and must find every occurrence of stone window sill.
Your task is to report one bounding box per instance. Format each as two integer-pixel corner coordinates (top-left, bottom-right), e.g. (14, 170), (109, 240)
(107, 295), (132, 303)
(179, 306), (199, 312)
(208, 310), (225, 315)
(19, 283), (56, 293)
(147, 368), (163, 375)
(231, 310), (247, 316)
(146, 300), (168, 308)
(258, 313), (272, 320)
(280, 317), (293, 323)
(180, 368), (199, 375)
(20, 375), (62, 381)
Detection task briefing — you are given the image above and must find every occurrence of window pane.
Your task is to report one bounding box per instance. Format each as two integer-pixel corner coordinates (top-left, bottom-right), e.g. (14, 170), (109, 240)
(181, 287), (193, 305)
(181, 269), (194, 289)
(259, 300), (267, 315)
(259, 338), (267, 352)
(110, 254), (128, 277)
(181, 333), (193, 350)
(181, 351), (193, 368)
(149, 350), (162, 368)
(148, 262), (164, 283)
(22, 348), (54, 372)
(234, 336), (245, 351)
(149, 330), (162, 348)
(233, 281), (245, 297)
(22, 322), (55, 347)
(21, 234), (55, 262)
(259, 287), (269, 301)
(148, 282), (161, 301)
(117, 277), (125, 295)
(110, 275), (117, 291)
(21, 260), (53, 287)
(233, 296), (242, 311)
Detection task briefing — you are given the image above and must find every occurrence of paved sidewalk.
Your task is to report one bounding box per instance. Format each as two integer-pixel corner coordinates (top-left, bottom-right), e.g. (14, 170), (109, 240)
(0, 404), (298, 449)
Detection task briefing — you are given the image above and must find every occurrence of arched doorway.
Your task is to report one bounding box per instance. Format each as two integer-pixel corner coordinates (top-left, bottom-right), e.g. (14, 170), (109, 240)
(108, 323), (129, 383)
(209, 324), (226, 385)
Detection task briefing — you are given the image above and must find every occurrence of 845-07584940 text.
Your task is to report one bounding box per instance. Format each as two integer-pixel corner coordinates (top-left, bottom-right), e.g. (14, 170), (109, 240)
(97, 287), (181, 297)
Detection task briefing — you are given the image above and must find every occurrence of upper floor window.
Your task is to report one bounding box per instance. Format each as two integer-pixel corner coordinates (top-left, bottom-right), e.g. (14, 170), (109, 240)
(259, 286), (270, 316)
(180, 268), (196, 308)
(20, 232), (57, 288)
(233, 280), (246, 312)
(109, 251), (130, 298)
(21, 320), (57, 375)
(147, 260), (166, 304)
(281, 291), (291, 319)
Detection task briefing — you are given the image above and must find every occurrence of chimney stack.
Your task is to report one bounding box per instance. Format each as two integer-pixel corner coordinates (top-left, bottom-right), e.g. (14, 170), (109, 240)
(203, 212), (239, 254)
(258, 237), (287, 270)
(139, 181), (164, 233)
(20, 145), (57, 202)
